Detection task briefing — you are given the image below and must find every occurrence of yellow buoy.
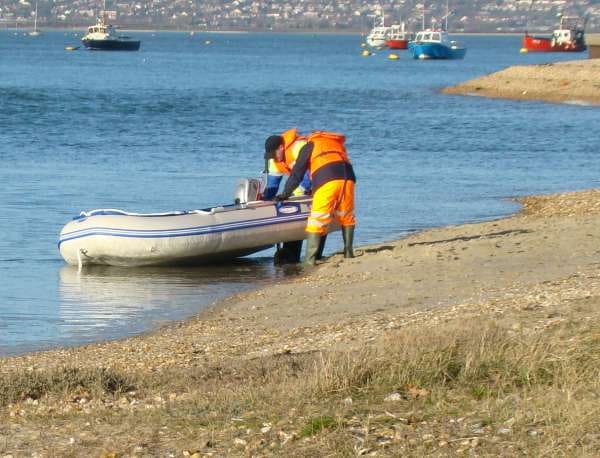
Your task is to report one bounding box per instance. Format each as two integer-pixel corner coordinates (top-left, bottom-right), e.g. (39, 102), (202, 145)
(361, 50), (371, 57)
(388, 53), (399, 60)
(520, 47), (528, 53)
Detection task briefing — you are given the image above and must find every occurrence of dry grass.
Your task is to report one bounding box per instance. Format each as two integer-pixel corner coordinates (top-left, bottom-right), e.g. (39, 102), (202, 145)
(2, 307), (600, 456)
(0, 367), (136, 407)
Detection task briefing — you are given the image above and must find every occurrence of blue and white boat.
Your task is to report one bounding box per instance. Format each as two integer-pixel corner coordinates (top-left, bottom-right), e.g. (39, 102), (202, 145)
(58, 179), (321, 267)
(408, 29), (466, 60)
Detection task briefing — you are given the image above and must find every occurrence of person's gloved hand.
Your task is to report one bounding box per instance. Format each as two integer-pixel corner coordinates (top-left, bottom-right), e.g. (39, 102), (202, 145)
(274, 194), (288, 202)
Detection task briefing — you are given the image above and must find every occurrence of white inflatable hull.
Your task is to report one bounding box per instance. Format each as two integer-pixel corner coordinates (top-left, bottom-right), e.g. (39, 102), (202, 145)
(59, 198), (316, 267)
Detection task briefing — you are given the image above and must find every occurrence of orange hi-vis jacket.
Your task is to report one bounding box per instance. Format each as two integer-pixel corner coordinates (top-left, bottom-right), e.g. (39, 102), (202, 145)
(302, 132), (356, 234)
(280, 131), (356, 197)
(306, 131), (349, 177)
(268, 128), (308, 175)
(305, 131), (355, 191)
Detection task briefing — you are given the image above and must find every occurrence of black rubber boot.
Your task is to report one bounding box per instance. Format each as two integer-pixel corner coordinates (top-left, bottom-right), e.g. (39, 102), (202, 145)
(316, 234), (328, 260)
(342, 226), (355, 258)
(303, 233), (322, 267)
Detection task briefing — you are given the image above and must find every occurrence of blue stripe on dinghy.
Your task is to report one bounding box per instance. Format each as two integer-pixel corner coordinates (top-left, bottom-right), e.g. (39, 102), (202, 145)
(75, 209), (193, 219)
(74, 208), (225, 219)
(58, 212), (308, 248)
(61, 212), (306, 238)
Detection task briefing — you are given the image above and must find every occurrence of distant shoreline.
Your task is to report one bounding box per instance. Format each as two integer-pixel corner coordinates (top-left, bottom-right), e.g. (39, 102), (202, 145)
(1, 26), (545, 36)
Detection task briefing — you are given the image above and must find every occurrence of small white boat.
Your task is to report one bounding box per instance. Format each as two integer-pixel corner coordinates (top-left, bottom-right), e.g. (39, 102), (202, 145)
(29, 2), (41, 36)
(58, 179), (316, 267)
(365, 6), (389, 48)
(366, 25), (389, 48)
(81, 0), (140, 52)
(81, 19), (141, 51)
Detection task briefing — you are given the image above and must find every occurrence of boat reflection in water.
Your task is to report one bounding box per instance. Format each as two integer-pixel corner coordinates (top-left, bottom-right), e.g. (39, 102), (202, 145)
(58, 259), (288, 345)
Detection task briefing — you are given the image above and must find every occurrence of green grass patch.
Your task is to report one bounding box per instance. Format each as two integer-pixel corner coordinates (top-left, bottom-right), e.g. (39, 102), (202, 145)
(471, 385), (491, 400)
(300, 415), (337, 437)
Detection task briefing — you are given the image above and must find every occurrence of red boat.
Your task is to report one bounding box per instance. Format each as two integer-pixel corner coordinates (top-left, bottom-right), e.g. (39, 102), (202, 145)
(385, 23), (413, 50)
(522, 15), (586, 52)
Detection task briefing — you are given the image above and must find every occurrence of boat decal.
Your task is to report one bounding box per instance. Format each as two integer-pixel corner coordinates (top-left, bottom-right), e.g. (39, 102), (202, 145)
(276, 203), (300, 215)
(58, 212), (308, 247)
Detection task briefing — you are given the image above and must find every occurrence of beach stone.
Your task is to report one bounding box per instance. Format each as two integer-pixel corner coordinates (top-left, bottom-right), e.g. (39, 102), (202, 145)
(182, 451), (201, 458)
(233, 438), (247, 447)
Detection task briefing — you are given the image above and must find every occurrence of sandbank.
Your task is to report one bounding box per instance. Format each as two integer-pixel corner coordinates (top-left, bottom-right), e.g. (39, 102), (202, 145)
(443, 59), (600, 105)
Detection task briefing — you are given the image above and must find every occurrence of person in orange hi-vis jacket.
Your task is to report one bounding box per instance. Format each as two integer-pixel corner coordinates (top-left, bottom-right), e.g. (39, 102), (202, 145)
(263, 128), (311, 199)
(274, 131), (356, 266)
(263, 128), (313, 264)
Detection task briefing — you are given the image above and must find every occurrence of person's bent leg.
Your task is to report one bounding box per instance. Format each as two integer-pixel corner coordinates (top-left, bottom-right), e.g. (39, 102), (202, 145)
(304, 184), (335, 266)
(334, 180), (356, 259)
(303, 233), (322, 266)
(316, 234), (327, 260)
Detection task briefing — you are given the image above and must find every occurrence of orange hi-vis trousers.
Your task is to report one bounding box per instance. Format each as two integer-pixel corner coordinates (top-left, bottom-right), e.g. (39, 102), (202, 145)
(306, 179), (355, 234)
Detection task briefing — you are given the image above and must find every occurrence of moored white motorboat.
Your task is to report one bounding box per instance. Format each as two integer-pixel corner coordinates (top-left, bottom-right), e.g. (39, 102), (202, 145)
(81, 19), (140, 51)
(81, 0), (140, 52)
(366, 25), (389, 48)
(58, 179), (320, 267)
(365, 6), (389, 48)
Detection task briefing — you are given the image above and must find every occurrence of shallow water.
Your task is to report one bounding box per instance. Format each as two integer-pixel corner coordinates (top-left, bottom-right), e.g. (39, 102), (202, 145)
(0, 31), (597, 356)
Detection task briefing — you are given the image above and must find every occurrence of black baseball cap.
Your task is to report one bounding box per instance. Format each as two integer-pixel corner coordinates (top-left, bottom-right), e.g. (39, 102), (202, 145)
(264, 135), (283, 159)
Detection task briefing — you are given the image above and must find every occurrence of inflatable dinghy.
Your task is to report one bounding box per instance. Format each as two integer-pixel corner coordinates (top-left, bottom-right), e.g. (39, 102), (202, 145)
(58, 179), (315, 267)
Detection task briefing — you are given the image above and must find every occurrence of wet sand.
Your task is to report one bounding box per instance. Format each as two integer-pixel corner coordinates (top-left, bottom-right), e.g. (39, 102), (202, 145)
(443, 59), (600, 105)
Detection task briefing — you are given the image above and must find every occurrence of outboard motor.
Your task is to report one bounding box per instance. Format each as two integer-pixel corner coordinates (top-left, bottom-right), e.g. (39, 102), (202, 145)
(234, 178), (264, 205)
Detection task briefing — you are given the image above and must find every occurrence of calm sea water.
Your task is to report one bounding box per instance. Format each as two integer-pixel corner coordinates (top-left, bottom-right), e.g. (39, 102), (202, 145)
(0, 31), (597, 356)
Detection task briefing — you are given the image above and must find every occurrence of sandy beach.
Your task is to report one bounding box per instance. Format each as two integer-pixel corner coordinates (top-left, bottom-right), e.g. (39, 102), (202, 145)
(2, 188), (600, 456)
(443, 59), (600, 105)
